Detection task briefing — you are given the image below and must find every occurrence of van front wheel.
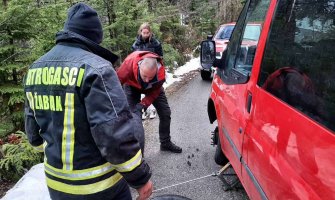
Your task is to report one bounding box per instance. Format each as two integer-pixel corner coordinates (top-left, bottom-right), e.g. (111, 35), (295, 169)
(201, 70), (212, 80)
(215, 133), (229, 166)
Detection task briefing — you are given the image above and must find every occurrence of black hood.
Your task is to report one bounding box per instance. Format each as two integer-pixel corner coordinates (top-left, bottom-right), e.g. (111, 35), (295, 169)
(64, 2), (103, 44)
(56, 31), (119, 64)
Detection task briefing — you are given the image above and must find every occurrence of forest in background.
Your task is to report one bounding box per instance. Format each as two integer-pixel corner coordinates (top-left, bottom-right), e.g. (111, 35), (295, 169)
(0, 0), (244, 183)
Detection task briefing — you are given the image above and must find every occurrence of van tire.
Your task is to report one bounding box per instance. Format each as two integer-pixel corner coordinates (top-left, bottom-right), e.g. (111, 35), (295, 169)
(215, 135), (229, 166)
(201, 70), (212, 80)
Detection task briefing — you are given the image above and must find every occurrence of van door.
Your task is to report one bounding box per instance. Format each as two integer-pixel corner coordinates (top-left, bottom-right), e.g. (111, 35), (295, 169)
(215, 0), (271, 182)
(244, 0), (335, 199)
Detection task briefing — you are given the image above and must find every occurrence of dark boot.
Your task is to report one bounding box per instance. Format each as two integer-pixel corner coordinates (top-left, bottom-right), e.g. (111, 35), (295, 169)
(160, 141), (182, 153)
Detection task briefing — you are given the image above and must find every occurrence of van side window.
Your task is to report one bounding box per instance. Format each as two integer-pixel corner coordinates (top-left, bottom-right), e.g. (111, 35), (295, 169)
(223, 1), (249, 75)
(224, 0), (270, 75)
(258, 0), (335, 132)
(234, 0), (270, 73)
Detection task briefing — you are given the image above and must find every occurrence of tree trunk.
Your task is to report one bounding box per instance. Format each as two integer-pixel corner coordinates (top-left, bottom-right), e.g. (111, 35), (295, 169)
(147, 0), (153, 11)
(55, 0), (60, 20)
(8, 30), (17, 84)
(1, 0), (7, 84)
(104, 0), (116, 40)
(216, 0), (243, 24)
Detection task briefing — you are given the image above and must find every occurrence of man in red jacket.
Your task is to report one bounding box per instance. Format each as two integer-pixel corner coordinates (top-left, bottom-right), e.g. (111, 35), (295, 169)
(117, 51), (182, 153)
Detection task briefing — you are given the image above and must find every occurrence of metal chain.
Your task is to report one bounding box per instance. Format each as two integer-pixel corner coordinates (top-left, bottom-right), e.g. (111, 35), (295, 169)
(153, 174), (215, 193)
(153, 163), (231, 193)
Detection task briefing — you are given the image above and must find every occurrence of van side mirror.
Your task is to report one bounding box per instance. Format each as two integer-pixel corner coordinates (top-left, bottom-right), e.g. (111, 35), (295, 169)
(201, 40), (226, 70)
(200, 40), (216, 69)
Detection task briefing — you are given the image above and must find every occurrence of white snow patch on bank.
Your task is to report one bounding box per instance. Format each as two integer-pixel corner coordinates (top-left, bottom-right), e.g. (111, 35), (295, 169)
(163, 57), (200, 89)
(2, 164), (51, 200)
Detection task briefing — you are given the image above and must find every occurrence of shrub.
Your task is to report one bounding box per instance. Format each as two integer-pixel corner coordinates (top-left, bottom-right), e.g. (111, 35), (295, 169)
(0, 131), (43, 181)
(163, 44), (186, 72)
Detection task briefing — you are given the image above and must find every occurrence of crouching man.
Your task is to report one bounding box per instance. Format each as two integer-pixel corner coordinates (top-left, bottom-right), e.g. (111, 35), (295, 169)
(117, 51), (182, 153)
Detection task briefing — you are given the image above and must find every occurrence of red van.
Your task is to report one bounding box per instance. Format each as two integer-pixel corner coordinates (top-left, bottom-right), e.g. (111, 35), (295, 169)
(213, 23), (262, 59)
(201, 23), (262, 80)
(201, 0), (335, 199)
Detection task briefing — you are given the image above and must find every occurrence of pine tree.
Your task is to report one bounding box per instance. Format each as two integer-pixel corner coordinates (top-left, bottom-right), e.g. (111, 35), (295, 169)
(0, 0), (68, 138)
(0, 0), (39, 137)
(94, 0), (154, 63)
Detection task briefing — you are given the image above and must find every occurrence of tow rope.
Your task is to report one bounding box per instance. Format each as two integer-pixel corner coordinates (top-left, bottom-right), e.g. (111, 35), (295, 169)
(153, 163), (231, 193)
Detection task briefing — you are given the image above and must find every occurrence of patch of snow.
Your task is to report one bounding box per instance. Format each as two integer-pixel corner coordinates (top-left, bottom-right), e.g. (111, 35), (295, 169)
(163, 72), (181, 89)
(145, 57), (200, 120)
(174, 57), (200, 76)
(2, 163), (50, 200)
(163, 57), (200, 89)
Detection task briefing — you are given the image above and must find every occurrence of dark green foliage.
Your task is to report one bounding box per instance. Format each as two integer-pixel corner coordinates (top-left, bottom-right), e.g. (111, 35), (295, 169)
(0, 122), (14, 139)
(0, 0), (69, 138)
(95, 0), (154, 63)
(0, 0), (39, 137)
(0, 0), (69, 182)
(163, 43), (183, 72)
(188, 0), (219, 37)
(0, 131), (43, 181)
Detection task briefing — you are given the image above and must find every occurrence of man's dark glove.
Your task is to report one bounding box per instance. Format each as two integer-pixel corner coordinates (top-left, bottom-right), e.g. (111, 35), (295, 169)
(134, 103), (147, 117)
(135, 103), (144, 112)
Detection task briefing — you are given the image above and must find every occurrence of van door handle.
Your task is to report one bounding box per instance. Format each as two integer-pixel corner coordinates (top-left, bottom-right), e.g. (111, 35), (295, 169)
(246, 92), (252, 113)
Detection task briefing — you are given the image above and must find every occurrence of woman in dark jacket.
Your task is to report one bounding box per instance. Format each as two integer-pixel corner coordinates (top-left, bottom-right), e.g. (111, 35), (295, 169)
(132, 22), (163, 57)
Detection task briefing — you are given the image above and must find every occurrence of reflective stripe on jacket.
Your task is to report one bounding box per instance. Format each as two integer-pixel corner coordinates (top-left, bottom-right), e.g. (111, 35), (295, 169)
(24, 31), (151, 196)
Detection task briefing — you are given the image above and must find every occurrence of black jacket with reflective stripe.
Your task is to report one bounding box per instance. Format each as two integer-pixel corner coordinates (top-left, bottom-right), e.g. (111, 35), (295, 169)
(24, 31), (151, 195)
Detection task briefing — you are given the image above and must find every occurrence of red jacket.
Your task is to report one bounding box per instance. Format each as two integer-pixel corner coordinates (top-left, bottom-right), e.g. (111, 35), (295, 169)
(117, 51), (166, 108)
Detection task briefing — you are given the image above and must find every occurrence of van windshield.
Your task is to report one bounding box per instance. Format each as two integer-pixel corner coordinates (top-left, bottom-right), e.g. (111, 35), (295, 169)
(243, 25), (261, 41)
(215, 25), (235, 40)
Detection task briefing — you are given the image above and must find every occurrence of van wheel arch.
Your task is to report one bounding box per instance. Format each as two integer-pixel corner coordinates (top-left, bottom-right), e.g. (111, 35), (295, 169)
(207, 98), (217, 124)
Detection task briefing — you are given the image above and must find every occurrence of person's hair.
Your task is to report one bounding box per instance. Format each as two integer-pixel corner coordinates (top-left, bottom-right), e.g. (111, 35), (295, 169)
(138, 22), (153, 42)
(138, 22), (152, 35)
(140, 58), (158, 72)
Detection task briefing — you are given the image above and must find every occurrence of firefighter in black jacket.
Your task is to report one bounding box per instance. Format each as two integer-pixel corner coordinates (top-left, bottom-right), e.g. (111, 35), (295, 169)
(24, 3), (152, 200)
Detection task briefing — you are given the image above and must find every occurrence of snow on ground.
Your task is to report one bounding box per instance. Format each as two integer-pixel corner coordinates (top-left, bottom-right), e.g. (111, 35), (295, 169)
(1, 57), (201, 200)
(2, 164), (50, 200)
(163, 57), (200, 89)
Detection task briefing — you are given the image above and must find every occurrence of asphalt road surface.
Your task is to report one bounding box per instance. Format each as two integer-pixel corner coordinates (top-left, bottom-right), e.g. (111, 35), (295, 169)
(131, 72), (249, 200)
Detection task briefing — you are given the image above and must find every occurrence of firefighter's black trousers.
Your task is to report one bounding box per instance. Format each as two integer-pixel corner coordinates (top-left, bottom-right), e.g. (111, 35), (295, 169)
(124, 85), (171, 144)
